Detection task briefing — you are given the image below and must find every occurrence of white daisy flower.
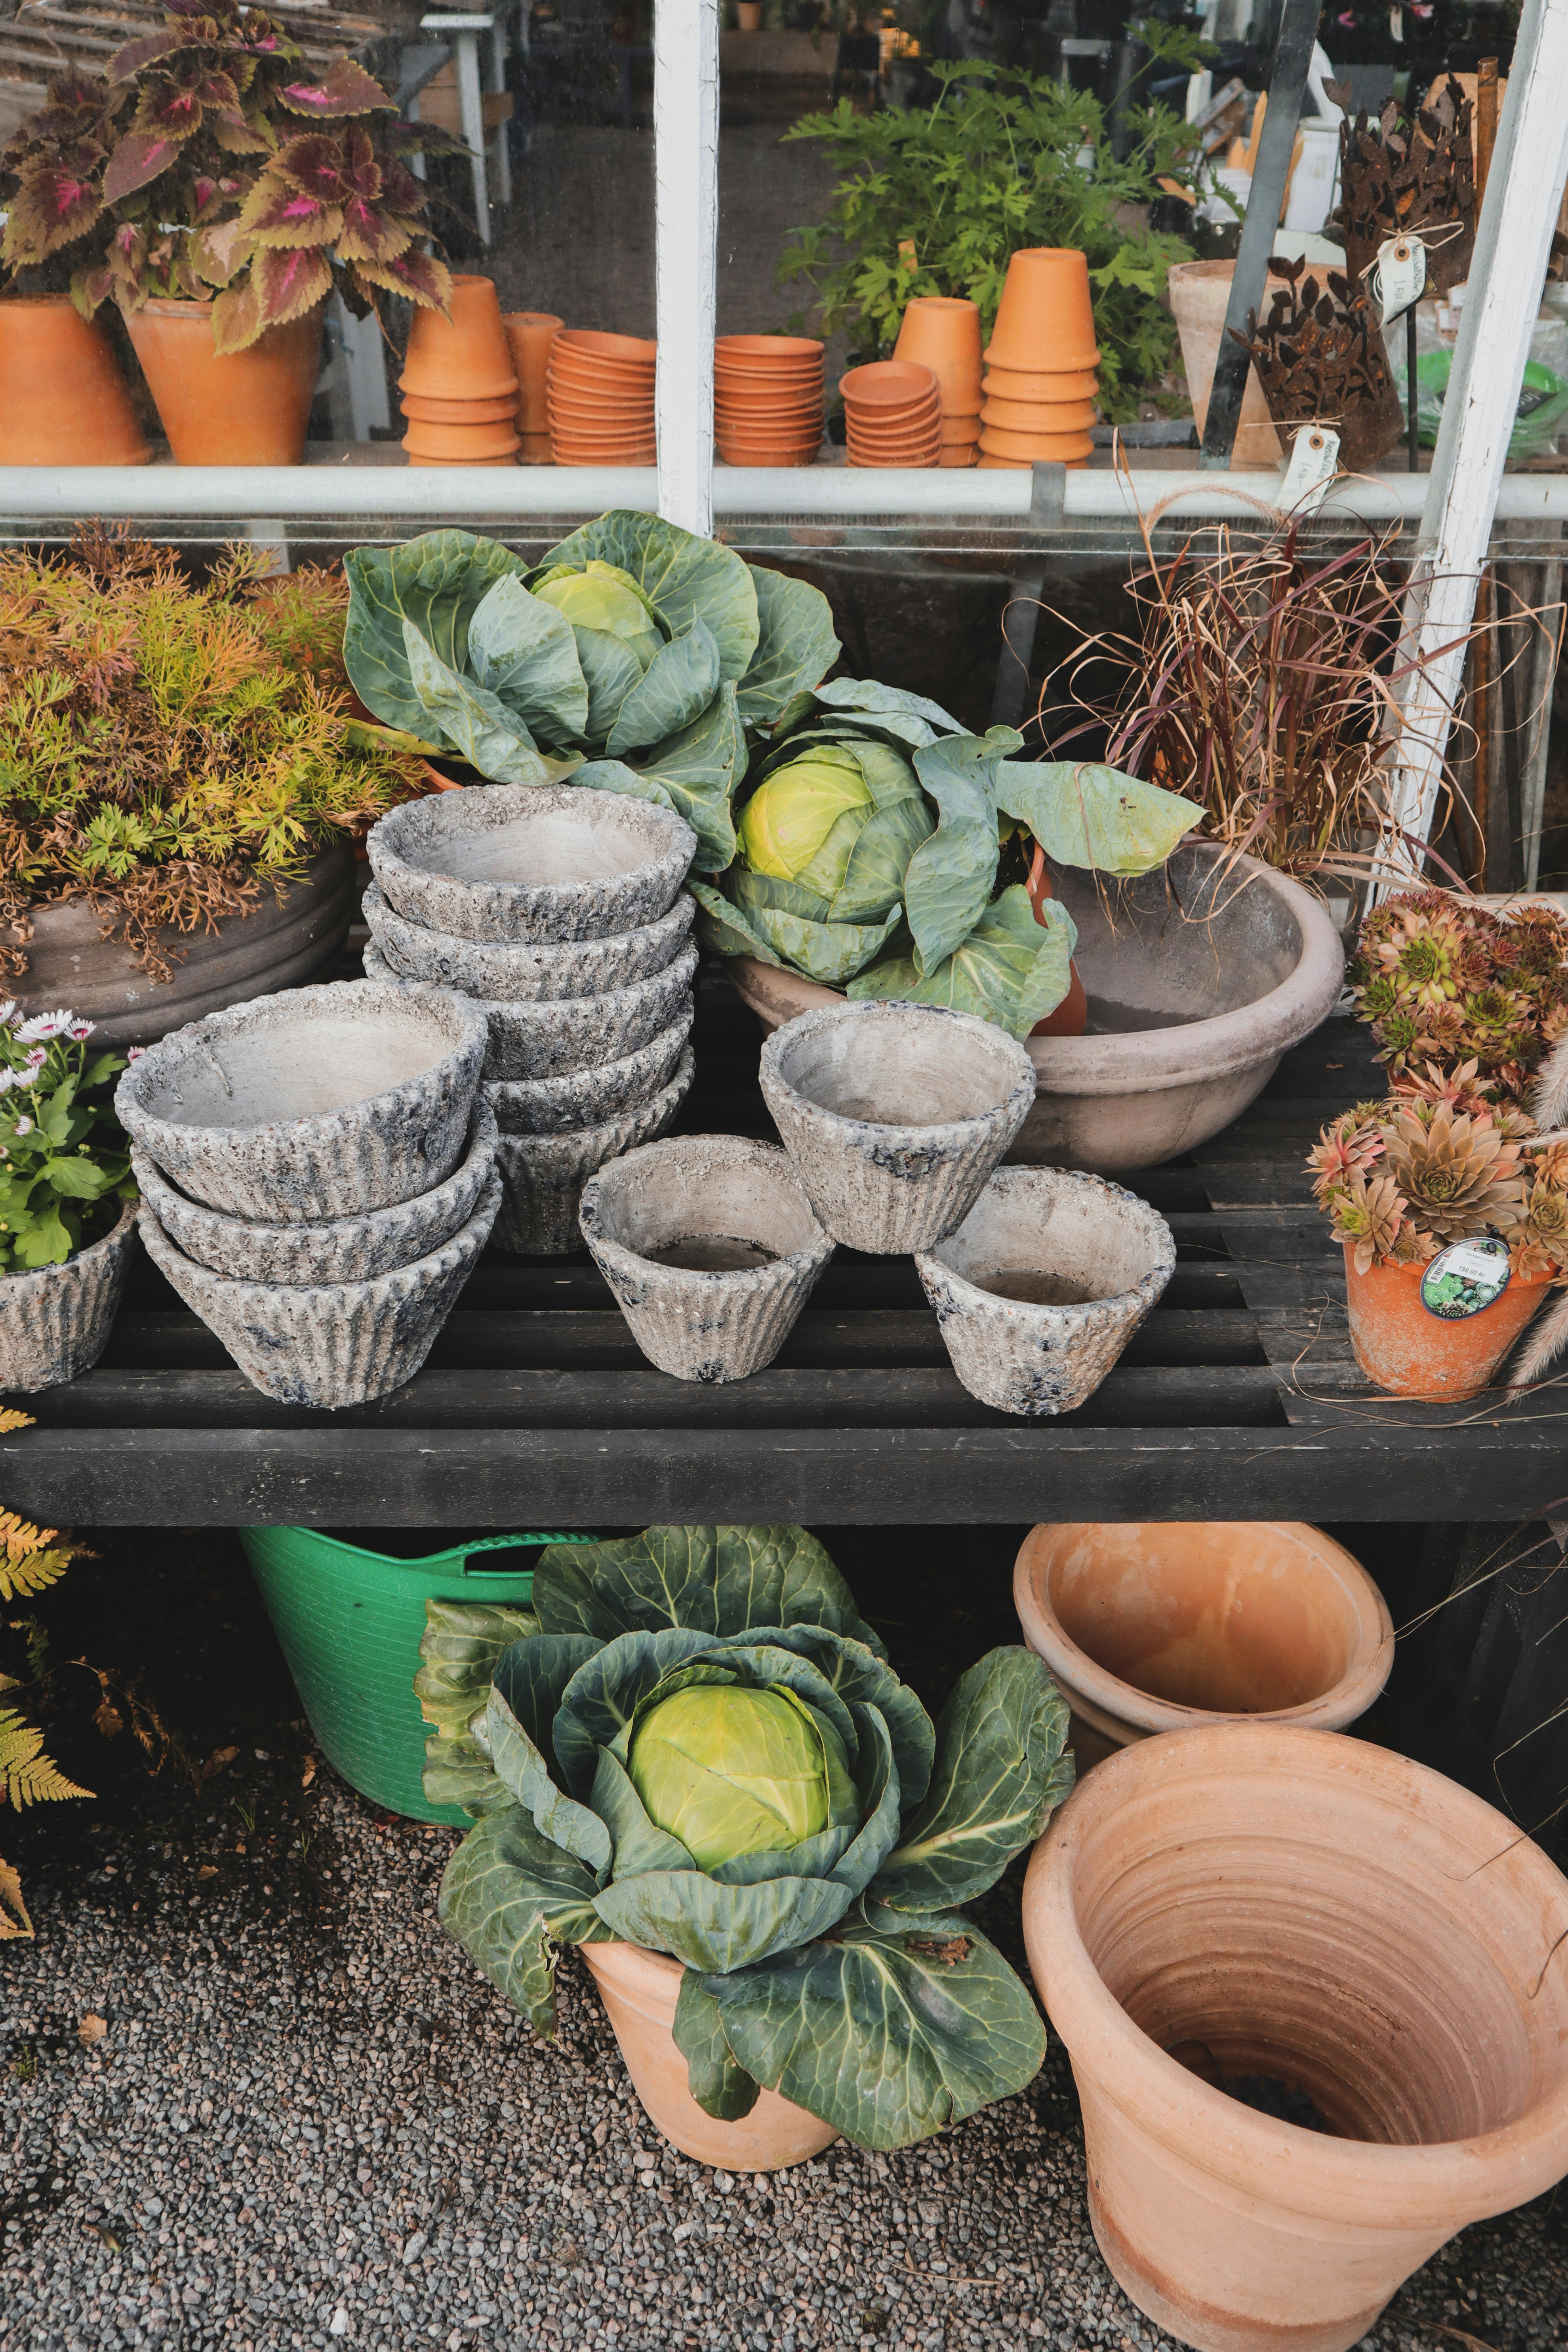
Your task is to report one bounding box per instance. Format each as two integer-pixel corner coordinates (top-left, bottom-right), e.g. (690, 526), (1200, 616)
(68, 1019), (94, 1041)
(15, 1011), (71, 1042)
(13, 1116), (32, 1136)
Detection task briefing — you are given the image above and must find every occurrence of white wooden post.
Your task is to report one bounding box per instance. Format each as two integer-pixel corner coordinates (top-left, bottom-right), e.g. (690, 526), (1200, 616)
(653, 0), (720, 536)
(1383, 0), (1568, 880)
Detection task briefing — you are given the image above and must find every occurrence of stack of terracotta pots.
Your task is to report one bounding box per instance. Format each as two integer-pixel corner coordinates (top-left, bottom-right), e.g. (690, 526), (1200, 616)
(979, 248), (1100, 470)
(400, 274), (520, 468)
(840, 360), (941, 467)
(713, 335), (824, 467)
(502, 310), (562, 465)
(547, 330), (657, 465)
(893, 297), (983, 469)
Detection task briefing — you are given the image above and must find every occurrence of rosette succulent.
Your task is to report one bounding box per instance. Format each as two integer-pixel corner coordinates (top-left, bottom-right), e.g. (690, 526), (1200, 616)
(344, 518), (840, 872)
(1350, 890), (1568, 1107)
(428, 1525), (1073, 2149)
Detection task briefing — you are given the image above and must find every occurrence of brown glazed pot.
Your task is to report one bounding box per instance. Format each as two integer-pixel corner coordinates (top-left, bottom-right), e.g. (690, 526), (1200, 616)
(1343, 1246), (1547, 1398)
(1023, 1724), (1568, 2352)
(0, 296), (150, 465)
(579, 1940), (837, 2170)
(1012, 1521), (1392, 1767)
(125, 300), (324, 465)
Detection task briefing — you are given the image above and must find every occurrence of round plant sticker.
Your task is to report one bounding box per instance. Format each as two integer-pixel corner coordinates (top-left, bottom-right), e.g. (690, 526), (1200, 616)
(1419, 1236), (1513, 1321)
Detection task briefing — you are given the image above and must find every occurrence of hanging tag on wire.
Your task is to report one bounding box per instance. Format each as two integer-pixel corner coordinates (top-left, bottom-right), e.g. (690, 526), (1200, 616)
(1280, 425), (1341, 510)
(1372, 233), (1426, 327)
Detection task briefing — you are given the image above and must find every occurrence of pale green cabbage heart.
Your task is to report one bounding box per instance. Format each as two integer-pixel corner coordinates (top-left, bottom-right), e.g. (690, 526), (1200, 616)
(629, 1682), (830, 1868)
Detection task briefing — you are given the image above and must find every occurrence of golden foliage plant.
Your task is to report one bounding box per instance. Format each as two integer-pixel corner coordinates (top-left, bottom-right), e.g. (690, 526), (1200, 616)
(0, 528), (425, 980)
(0, 1416), (91, 1938)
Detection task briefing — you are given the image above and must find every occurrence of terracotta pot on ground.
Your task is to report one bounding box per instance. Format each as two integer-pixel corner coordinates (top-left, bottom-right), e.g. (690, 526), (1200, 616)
(126, 301), (323, 465)
(893, 295), (983, 418)
(986, 248), (1100, 373)
(1022, 1724), (1568, 2352)
(0, 296), (149, 465)
(1013, 1521), (1392, 1768)
(400, 274), (516, 400)
(501, 309), (563, 435)
(1168, 258), (1282, 466)
(580, 1940), (837, 2169)
(1343, 1246), (1547, 1399)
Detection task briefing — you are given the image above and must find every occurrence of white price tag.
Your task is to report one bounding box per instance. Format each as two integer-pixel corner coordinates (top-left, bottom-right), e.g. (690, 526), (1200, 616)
(1374, 234), (1426, 327)
(1279, 425), (1341, 510)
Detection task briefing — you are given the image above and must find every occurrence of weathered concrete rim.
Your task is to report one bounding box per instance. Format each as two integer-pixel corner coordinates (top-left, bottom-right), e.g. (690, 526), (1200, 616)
(758, 998), (1037, 1155)
(916, 1167), (1177, 1325)
(579, 1133), (835, 1299)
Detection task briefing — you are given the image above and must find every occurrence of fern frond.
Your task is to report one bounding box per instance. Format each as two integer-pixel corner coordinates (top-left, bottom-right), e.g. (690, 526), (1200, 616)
(0, 1409), (36, 1436)
(0, 1542), (76, 1604)
(0, 1708), (93, 1807)
(0, 1851), (32, 1939)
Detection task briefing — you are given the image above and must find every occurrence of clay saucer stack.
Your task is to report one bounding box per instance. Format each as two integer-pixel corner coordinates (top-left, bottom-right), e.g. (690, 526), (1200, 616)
(979, 248), (1100, 470)
(894, 296), (983, 469)
(840, 360), (941, 468)
(548, 329), (656, 465)
(400, 274), (520, 467)
(714, 334), (825, 467)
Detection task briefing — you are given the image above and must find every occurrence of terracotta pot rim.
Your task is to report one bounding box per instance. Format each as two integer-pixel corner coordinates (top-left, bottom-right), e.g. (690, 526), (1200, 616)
(1025, 1723), (1568, 2226)
(985, 337), (1101, 369)
(401, 393), (522, 422)
(554, 328), (657, 361)
(502, 310), (565, 329)
(981, 428), (1094, 459)
(715, 333), (825, 359)
(840, 360), (939, 403)
(898, 295), (981, 315)
(847, 452), (939, 467)
(548, 400), (656, 423)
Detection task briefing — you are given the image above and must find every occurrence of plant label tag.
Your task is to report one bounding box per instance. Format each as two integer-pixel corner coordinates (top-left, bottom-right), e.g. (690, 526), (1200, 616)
(1280, 426), (1341, 510)
(1376, 235), (1426, 326)
(1420, 1235), (1512, 1320)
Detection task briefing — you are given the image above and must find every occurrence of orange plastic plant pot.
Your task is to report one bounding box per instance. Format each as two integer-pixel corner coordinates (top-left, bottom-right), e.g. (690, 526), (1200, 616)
(1343, 1246), (1548, 1400)
(125, 300), (323, 465)
(0, 296), (149, 465)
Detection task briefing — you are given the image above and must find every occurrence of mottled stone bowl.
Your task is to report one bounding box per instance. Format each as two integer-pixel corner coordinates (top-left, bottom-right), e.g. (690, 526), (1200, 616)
(580, 1134), (834, 1383)
(366, 785), (696, 944)
(492, 1048), (695, 1256)
(115, 981), (487, 1224)
(138, 1169), (501, 1408)
(483, 1011), (692, 1136)
(759, 1000), (1036, 1255)
(915, 1166), (1175, 1417)
(0, 1198), (139, 1392)
(362, 879), (695, 1002)
(132, 1099), (498, 1285)
(362, 938), (697, 1084)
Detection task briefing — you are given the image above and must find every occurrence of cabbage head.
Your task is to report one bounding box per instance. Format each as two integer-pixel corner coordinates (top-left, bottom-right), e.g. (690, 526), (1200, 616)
(428, 1523), (1074, 2150)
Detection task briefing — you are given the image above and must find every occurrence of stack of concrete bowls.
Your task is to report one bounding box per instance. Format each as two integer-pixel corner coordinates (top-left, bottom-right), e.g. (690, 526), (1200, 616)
(363, 786), (698, 1254)
(116, 980), (497, 1408)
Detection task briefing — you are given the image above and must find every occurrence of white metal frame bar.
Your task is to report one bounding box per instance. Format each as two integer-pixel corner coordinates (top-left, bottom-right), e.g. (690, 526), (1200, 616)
(652, 0), (720, 536)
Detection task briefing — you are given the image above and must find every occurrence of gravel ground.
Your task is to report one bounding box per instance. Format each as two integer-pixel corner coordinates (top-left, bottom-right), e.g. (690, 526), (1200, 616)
(3, 1529), (1566, 2352)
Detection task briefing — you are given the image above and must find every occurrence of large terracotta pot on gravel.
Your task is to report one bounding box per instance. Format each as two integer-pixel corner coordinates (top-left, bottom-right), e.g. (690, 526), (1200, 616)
(1013, 1522), (1393, 1768)
(1344, 1246), (1549, 1399)
(1023, 1724), (1568, 2352)
(125, 300), (324, 464)
(0, 296), (150, 465)
(728, 844), (1344, 1174)
(8, 845), (357, 1048)
(580, 1940), (837, 2171)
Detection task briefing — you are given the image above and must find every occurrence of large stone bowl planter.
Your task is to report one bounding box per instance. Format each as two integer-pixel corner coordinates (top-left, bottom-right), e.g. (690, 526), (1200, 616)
(1013, 1522), (1393, 1770)
(8, 846), (356, 1049)
(0, 1199), (139, 1392)
(1022, 1724), (1568, 2352)
(730, 844), (1345, 1175)
(362, 878), (695, 1000)
(580, 1940), (837, 2171)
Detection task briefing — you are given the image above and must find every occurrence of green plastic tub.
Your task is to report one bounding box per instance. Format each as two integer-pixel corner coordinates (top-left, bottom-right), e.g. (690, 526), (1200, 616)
(238, 1525), (589, 1825)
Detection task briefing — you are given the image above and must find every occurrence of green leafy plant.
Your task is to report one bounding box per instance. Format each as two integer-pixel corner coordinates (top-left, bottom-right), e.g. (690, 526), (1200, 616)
(693, 678), (1196, 1035)
(344, 519), (841, 872)
(429, 1525), (1073, 2150)
(777, 48), (1207, 419)
(0, 1011), (135, 1271)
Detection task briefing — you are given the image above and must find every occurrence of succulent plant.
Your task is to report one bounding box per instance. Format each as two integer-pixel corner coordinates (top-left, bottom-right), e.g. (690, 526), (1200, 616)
(1380, 1103), (1526, 1246)
(1350, 891), (1568, 1107)
(1307, 1086), (1568, 1280)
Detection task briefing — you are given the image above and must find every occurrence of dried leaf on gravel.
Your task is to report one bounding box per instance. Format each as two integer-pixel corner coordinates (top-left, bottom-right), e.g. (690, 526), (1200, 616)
(202, 1746), (240, 1779)
(78, 2012), (107, 2043)
(0, 1852), (32, 1938)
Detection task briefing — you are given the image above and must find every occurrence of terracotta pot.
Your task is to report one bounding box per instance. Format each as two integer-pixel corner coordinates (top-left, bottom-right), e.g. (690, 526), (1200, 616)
(400, 273), (517, 402)
(716, 333), (823, 366)
(519, 431), (553, 465)
(400, 390), (522, 424)
(847, 425), (941, 456)
(983, 364), (1100, 402)
(716, 358), (824, 380)
(848, 450), (939, 469)
(715, 386), (824, 413)
(840, 359), (939, 409)
(1022, 1724), (1568, 2352)
(987, 248), (1099, 373)
(892, 295), (984, 419)
(1167, 259), (1282, 467)
(1013, 1521), (1392, 1769)
(547, 402), (655, 435)
(501, 309), (562, 435)
(0, 296), (149, 465)
(406, 453), (519, 468)
(736, 2), (763, 28)
(937, 442), (979, 468)
(552, 327), (657, 369)
(1027, 857), (1088, 1036)
(1343, 1245), (1547, 1399)
(126, 300), (323, 465)
(580, 1940), (838, 2170)
(402, 416), (521, 461)
(979, 422), (1095, 463)
(981, 394), (1099, 432)
(718, 446), (819, 467)
(553, 439), (656, 465)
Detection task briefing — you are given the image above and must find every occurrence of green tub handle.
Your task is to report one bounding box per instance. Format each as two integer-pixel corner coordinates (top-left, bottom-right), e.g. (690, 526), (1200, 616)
(453, 1532), (598, 1574)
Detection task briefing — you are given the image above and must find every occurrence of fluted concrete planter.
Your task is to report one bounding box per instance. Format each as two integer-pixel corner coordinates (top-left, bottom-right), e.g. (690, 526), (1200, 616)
(485, 1014), (692, 1136)
(580, 1134), (834, 1381)
(363, 935), (697, 1083)
(758, 1000), (1035, 1254)
(491, 1050), (694, 1255)
(0, 1199), (138, 1392)
(139, 1170), (500, 1407)
(367, 785), (695, 943)
(362, 878), (694, 1000)
(132, 1101), (498, 1284)
(116, 981), (488, 1222)
(915, 1167), (1175, 1417)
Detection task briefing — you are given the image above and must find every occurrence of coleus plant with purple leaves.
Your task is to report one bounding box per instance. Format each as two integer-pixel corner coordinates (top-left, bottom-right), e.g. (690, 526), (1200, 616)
(0, 0), (458, 351)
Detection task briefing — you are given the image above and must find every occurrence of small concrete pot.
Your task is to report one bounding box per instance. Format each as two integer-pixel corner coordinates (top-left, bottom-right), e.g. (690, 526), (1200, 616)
(360, 933), (697, 1083)
(915, 1167), (1175, 1417)
(366, 785), (696, 944)
(758, 1000), (1035, 1254)
(491, 1049), (694, 1255)
(486, 1012), (693, 1136)
(0, 1198), (138, 1392)
(579, 1134), (834, 1382)
(115, 981), (487, 1224)
(138, 1171), (501, 1407)
(132, 1100), (498, 1285)
(361, 879), (695, 1001)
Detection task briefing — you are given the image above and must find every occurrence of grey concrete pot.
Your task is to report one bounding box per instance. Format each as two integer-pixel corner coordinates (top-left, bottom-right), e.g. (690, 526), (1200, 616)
(492, 1047), (694, 1256)
(137, 1169), (501, 1408)
(367, 785), (696, 944)
(362, 937), (697, 1084)
(0, 1197), (138, 1392)
(362, 879), (695, 1002)
(132, 1099), (498, 1285)
(115, 980), (488, 1224)
(759, 1001), (1036, 1255)
(484, 1011), (693, 1136)
(579, 1134), (833, 1383)
(915, 1167), (1175, 1418)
